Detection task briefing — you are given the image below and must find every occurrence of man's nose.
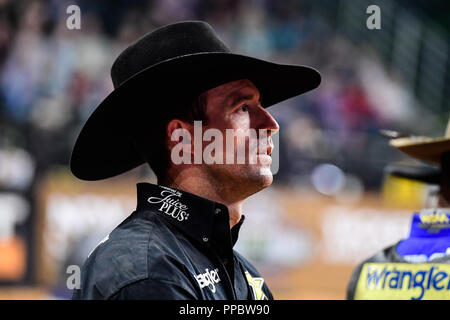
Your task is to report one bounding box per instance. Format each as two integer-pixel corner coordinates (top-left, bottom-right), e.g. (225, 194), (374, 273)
(254, 105), (280, 134)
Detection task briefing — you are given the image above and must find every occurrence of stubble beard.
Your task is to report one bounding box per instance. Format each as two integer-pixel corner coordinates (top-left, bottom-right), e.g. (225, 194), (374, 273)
(203, 162), (273, 202)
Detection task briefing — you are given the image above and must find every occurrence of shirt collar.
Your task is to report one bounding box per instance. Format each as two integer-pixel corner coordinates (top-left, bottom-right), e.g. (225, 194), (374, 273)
(136, 183), (244, 248)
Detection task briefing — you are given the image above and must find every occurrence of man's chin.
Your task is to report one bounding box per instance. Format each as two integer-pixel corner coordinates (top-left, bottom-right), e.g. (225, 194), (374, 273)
(208, 163), (273, 193)
(248, 166), (273, 189)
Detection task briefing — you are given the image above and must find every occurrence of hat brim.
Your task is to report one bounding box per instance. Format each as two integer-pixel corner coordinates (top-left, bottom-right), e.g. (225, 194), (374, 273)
(390, 137), (450, 165)
(70, 52), (321, 180)
(385, 163), (441, 184)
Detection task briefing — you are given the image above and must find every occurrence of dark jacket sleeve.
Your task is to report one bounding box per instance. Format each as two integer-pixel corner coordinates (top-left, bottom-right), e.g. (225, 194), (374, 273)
(346, 262), (364, 300)
(109, 278), (198, 300)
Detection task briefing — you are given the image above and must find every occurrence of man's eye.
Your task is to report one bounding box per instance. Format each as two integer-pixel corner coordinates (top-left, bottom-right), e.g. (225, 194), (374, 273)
(239, 104), (249, 112)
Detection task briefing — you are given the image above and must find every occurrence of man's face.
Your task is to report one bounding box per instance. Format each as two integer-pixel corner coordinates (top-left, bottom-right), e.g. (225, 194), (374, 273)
(198, 79), (279, 196)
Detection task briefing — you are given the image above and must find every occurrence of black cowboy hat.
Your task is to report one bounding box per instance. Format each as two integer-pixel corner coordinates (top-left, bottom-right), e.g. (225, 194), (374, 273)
(70, 21), (321, 181)
(384, 163), (441, 185)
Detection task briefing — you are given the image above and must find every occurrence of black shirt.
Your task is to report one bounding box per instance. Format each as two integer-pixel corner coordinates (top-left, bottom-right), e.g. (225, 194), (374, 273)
(72, 183), (274, 300)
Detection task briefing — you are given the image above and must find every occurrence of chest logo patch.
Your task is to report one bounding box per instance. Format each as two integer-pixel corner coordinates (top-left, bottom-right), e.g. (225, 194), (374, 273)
(195, 268), (221, 293)
(245, 271), (267, 300)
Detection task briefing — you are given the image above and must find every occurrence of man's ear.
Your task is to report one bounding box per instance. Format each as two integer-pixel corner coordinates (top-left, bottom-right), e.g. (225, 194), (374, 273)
(166, 119), (194, 156)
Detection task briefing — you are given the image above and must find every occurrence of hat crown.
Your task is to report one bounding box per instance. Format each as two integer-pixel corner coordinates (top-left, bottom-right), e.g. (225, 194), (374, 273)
(111, 21), (230, 89)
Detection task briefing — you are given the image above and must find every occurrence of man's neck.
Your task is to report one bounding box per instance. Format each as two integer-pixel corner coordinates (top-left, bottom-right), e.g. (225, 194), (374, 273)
(162, 169), (244, 229)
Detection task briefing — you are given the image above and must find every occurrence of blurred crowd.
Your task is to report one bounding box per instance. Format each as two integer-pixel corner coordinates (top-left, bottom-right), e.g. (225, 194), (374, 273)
(0, 0), (444, 194)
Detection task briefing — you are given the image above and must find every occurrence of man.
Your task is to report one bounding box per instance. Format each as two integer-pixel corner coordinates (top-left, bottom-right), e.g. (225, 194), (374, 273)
(70, 21), (321, 299)
(347, 125), (450, 300)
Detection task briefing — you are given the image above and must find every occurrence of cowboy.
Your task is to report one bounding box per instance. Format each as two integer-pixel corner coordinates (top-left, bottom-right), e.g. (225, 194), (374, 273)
(347, 125), (450, 300)
(70, 21), (321, 300)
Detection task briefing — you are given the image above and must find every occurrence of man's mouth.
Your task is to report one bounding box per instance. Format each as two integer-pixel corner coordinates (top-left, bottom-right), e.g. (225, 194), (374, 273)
(258, 140), (273, 156)
(266, 144), (273, 156)
(255, 140), (273, 167)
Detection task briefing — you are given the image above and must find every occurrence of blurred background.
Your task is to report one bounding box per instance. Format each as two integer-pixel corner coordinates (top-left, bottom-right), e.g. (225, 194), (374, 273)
(0, 0), (449, 299)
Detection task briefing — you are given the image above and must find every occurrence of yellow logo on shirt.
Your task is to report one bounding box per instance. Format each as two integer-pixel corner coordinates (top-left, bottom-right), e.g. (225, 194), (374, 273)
(420, 213), (449, 224)
(355, 263), (450, 300)
(245, 271), (267, 300)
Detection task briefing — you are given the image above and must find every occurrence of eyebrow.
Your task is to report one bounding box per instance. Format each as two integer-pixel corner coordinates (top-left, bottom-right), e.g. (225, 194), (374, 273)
(224, 91), (260, 109)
